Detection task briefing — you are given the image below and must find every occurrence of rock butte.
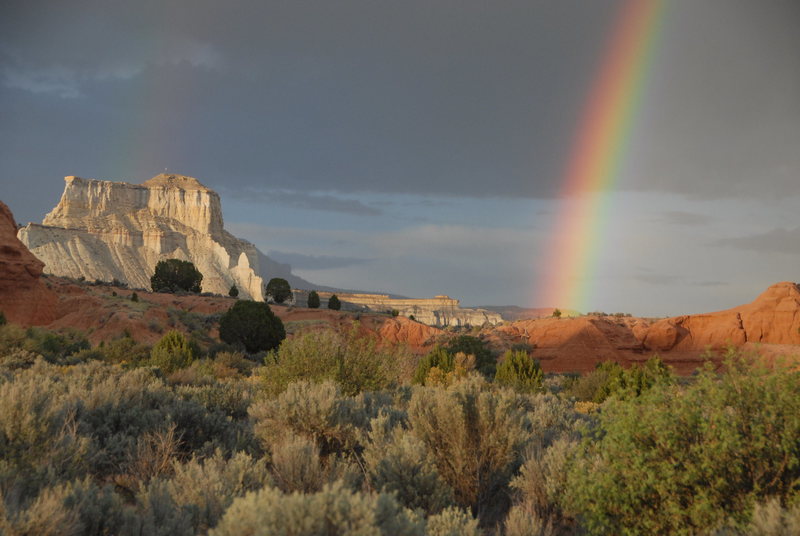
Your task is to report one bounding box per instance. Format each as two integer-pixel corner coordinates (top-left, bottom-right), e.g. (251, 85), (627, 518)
(0, 201), (58, 325)
(19, 174), (269, 300)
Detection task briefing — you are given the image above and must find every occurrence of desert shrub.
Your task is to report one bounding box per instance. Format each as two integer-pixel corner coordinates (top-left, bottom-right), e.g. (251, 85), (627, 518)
(738, 498), (800, 535)
(165, 450), (271, 532)
(149, 330), (195, 373)
(0, 481), (83, 536)
(260, 328), (400, 397)
(250, 380), (369, 456)
(100, 336), (151, 365)
(269, 434), (327, 493)
(130, 291), (139, 302)
(218, 300), (285, 354)
(0, 368), (90, 500)
(566, 353), (800, 535)
(413, 346), (454, 385)
(258, 330), (342, 396)
(9, 327), (90, 364)
(210, 480), (423, 536)
(0, 312), (5, 326)
(444, 335), (495, 377)
(131, 478), (195, 536)
(363, 412), (454, 515)
(228, 284), (238, 298)
(407, 376), (532, 524)
(495, 349), (543, 393)
(150, 259), (203, 293)
(265, 278), (291, 304)
(328, 294), (341, 310)
(426, 507), (481, 536)
(307, 290), (320, 308)
(505, 437), (579, 535)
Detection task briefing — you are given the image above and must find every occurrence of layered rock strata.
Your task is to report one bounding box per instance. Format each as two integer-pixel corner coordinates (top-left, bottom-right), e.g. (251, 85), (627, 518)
(292, 290), (501, 327)
(0, 201), (57, 324)
(19, 175), (266, 299)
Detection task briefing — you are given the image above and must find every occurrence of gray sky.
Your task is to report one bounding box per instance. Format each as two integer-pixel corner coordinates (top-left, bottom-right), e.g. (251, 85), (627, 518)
(1, 0), (798, 316)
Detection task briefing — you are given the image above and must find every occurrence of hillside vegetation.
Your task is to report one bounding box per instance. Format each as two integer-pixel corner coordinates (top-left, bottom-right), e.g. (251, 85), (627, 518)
(0, 318), (798, 535)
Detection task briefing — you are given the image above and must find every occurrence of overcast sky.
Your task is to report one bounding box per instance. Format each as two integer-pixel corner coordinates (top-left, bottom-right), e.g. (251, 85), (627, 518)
(1, 0), (798, 316)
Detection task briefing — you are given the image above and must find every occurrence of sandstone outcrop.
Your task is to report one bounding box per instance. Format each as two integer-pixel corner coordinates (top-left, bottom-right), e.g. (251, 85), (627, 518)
(292, 290), (502, 327)
(0, 201), (57, 324)
(491, 282), (800, 374)
(19, 175), (271, 299)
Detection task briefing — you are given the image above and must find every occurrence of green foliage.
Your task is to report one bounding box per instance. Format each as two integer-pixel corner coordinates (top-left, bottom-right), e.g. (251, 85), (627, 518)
(228, 285), (238, 298)
(391, 309), (400, 317)
(150, 259), (203, 293)
(552, 308), (562, 318)
(444, 335), (495, 377)
(566, 352), (800, 535)
(218, 300), (285, 354)
(265, 278), (291, 304)
(413, 346), (454, 385)
(0, 311), (6, 326)
(211, 481), (424, 536)
(259, 328), (401, 397)
(426, 507), (481, 536)
(130, 292), (139, 302)
(327, 294), (341, 310)
(149, 330), (195, 373)
(567, 356), (674, 403)
(495, 350), (543, 393)
(306, 290), (320, 309)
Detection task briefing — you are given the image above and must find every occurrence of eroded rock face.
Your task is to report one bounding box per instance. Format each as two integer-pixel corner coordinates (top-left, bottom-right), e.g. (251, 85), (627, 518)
(0, 201), (57, 324)
(18, 175), (267, 299)
(292, 290), (502, 327)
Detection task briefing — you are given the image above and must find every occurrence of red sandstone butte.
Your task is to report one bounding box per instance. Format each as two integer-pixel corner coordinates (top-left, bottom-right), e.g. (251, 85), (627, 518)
(0, 201), (57, 324)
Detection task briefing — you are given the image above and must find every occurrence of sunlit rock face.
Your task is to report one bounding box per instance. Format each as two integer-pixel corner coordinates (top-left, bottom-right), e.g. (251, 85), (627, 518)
(18, 174), (266, 299)
(0, 200), (57, 324)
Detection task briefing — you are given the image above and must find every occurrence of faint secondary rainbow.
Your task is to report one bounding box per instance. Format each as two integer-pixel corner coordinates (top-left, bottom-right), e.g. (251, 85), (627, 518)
(537, 0), (665, 313)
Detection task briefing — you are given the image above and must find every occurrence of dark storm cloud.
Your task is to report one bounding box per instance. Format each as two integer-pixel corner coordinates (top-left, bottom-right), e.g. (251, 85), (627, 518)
(267, 250), (372, 271)
(225, 188), (381, 216)
(714, 227), (800, 255)
(0, 0), (617, 221)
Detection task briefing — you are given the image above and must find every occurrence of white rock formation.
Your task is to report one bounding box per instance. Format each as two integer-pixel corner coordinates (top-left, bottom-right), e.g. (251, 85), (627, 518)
(292, 290), (502, 327)
(18, 174), (267, 299)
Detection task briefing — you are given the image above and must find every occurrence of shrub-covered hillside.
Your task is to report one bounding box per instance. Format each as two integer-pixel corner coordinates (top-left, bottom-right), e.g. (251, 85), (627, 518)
(0, 318), (799, 535)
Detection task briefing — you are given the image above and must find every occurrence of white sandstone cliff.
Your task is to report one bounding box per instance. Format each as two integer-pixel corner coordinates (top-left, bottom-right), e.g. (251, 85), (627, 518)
(18, 174), (267, 299)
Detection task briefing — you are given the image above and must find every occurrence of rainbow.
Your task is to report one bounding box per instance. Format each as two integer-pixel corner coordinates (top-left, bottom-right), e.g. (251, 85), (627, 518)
(537, 0), (665, 313)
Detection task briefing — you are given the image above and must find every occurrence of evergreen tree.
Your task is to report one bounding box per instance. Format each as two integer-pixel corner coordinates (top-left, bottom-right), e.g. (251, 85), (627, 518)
(307, 290), (320, 309)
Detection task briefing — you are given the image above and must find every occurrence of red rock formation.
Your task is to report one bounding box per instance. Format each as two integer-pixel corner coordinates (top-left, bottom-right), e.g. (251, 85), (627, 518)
(643, 282), (800, 352)
(0, 201), (57, 324)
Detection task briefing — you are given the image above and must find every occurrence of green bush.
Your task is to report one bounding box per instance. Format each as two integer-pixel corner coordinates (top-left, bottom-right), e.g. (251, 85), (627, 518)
(0, 311), (6, 326)
(259, 328), (400, 397)
(210, 481), (423, 536)
(149, 330), (195, 373)
(150, 259), (203, 293)
(307, 290), (320, 309)
(328, 294), (341, 311)
(495, 350), (543, 393)
(426, 507), (481, 536)
(218, 300), (285, 354)
(228, 285), (238, 298)
(413, 346), (454, 385)
(130, 292), (139, 302)
(444, 335), (495, 377)
(265, 278), (291, 304)
(566, 356), (673, 403)
(566, 352), (800, 535)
